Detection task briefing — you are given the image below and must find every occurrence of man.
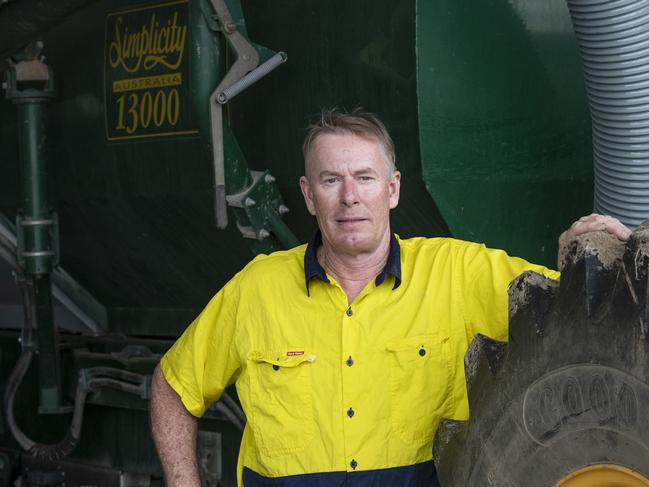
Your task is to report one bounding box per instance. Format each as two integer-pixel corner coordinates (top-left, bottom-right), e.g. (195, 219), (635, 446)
(150, 110), (631, 486)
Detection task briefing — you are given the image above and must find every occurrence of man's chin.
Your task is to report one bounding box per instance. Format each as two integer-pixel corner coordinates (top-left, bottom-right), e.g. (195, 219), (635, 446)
(330, 235), (374, 255)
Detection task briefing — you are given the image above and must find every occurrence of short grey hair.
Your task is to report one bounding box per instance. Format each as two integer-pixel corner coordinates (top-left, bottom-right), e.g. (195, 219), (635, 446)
(302, 108), (396, 177)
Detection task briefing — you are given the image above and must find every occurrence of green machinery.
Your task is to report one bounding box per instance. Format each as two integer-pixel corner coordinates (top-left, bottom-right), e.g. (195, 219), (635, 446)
(0, 0), (591, 484)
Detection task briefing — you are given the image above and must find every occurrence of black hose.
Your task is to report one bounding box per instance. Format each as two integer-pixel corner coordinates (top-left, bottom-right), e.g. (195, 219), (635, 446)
(1, 234), (37, 452)
(86, 377), (142, 396)
(84, 366), (145, 385)
(28, 385), (90, 462)
(3, 350), (36, 452)
(5, 369), (149, 461)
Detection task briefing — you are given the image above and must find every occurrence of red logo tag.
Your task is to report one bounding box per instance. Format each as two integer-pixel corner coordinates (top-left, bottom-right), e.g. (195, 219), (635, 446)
(286, 351), (304, 356)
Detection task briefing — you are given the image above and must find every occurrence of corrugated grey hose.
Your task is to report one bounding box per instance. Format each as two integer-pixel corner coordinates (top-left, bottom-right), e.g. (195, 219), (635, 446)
(566, 0), (649, 228)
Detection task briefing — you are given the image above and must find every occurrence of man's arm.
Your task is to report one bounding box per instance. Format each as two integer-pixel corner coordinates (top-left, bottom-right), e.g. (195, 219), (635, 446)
(150, 364), (201, 487)
(557, 213), (631, 269)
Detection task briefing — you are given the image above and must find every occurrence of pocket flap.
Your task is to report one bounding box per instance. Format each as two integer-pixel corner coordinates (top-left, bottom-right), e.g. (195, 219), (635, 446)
(248, 350), (316, 368)
(386, 334), (439, 352)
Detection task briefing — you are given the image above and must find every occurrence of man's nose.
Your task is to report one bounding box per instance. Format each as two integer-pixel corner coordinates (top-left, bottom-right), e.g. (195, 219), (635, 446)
(341, 178), (359, 206)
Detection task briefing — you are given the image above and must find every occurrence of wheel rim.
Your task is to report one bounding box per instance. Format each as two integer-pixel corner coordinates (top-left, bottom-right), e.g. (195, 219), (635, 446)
(554, 464), (649, 487)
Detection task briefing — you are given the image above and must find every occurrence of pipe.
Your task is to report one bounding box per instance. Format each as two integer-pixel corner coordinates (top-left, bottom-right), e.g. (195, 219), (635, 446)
(0, 0), (99, 59)
(566, 0), (649, 228)
(13, 88), (56, 275)
(217, 52), (287, 104)
(32, 273), (63, 412)
(6, 61), (64, 412)
(267, 211), (300, 249)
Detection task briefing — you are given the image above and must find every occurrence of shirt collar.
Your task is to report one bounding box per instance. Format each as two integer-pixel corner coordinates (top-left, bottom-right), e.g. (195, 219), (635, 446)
(304, 231), (402, 296)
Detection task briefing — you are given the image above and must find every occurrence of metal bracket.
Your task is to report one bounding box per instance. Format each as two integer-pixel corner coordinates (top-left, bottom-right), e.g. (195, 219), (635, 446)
(226, 170), (296, 246)
(207, 0), (289, 232)
(226, 170), (274, 240)
(15, 211), (60, 273)
(208, 0), (260, 229)
(4, 53), (55, 101)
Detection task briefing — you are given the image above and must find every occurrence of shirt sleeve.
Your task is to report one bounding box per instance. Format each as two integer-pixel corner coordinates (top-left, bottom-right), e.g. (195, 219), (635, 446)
(459, 242), (560, 343)
(160, 272), (243, 417)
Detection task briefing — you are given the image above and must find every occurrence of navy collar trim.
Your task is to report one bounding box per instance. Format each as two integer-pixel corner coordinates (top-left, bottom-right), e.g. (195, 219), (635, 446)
(304, 231), (402, 296)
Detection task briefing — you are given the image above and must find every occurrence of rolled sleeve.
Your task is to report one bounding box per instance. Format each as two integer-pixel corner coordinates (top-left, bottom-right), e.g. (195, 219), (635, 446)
(160, 273), (243, 417)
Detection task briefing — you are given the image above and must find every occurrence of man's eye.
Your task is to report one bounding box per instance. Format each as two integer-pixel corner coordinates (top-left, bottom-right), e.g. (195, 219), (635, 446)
(324, 177), (338, 184)
(359, 176), (374, 181)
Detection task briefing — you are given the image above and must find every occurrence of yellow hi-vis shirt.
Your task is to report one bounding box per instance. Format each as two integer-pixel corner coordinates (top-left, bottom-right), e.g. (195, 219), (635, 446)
(160, 234), (559, 486)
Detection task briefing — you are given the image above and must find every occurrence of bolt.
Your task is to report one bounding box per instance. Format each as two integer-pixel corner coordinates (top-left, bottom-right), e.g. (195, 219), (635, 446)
(258, 229), (270, 239)
(279, 205), (290, 214)
(244, 197), (256, 207)
(264, 174), (276, 183)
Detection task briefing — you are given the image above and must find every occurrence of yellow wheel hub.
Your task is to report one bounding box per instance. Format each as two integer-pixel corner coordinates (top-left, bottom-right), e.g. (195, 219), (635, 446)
(554, 464), (649, 487)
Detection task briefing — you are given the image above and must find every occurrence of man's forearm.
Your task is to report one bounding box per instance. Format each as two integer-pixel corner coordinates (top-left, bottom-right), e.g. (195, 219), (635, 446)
(150, 365), (201, 487)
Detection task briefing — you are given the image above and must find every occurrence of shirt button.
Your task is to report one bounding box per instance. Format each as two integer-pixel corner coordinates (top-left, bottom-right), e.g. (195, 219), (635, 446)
(419, 348), (426, 357)
(350, 459), (358, 470)
(346, 307), (353, 317)
(272, 364), (280, 371)
(347, 407), (355, 418)
(346, 356), (354, 367)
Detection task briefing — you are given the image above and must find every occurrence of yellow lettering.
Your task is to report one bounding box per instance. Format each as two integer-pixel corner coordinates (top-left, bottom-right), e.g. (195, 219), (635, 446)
(112, 73), (183, 93)
(113, 89), (182, 133)
(108, 9), (187, 73)
(126, 93), (139, 134)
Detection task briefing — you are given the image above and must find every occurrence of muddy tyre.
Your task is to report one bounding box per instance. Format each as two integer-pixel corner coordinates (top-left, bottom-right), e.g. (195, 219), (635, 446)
(434, 226), (649, 487)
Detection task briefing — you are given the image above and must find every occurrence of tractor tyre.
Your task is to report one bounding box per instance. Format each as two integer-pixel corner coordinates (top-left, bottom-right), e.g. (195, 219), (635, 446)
(433, 225), (649, 487)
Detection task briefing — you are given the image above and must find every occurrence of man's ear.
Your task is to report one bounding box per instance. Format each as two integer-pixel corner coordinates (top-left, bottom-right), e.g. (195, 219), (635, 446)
(300, 176), (317, 216)
(389, 171), (401, 210)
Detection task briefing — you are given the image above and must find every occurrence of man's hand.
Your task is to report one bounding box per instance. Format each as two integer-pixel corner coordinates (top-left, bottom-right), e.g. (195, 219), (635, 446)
(557, 213), (632, 269)
(150, 365), (201, 487)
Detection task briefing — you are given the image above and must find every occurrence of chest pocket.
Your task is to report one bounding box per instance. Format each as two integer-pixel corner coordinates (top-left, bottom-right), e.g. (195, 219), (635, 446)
(386, 334), (452, 445)
(247, 350), (315, 456)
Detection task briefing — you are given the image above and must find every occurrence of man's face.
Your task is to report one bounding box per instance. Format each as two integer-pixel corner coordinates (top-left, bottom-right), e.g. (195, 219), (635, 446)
(300, 132), (401, 257)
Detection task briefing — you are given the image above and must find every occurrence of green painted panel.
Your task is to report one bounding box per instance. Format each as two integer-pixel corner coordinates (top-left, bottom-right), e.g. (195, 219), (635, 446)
(231, 0), (449, 241)
(416, 0), (593, 266)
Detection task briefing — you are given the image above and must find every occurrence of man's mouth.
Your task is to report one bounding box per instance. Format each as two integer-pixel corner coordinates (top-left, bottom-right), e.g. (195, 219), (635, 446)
(336, 218), (367, 224)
